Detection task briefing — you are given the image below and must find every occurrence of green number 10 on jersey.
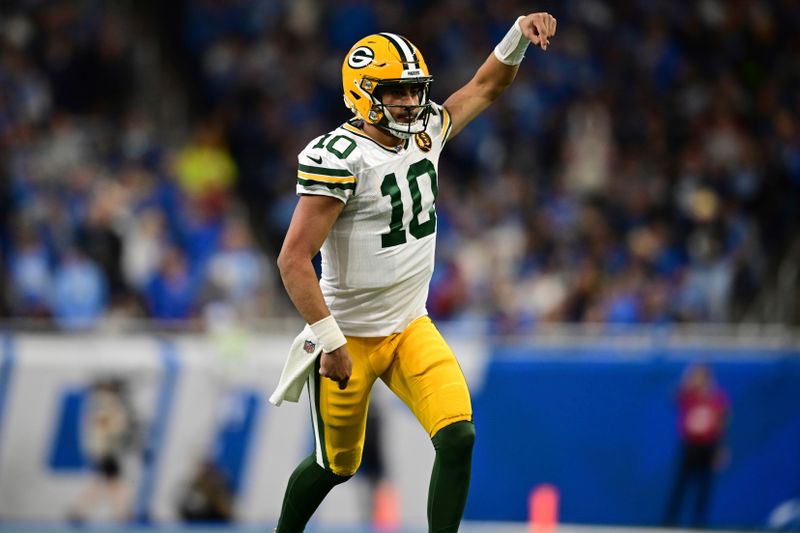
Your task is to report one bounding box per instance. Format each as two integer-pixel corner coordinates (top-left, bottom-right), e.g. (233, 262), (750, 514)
(380, 159), (438, 248)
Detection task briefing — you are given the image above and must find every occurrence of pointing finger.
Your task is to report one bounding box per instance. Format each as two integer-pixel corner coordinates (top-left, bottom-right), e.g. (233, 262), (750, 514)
(535, 20), (549, 49)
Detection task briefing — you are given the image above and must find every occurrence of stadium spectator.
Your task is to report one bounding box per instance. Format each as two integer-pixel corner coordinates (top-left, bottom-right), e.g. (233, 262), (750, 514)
(75, 190), (126, 305)
(143, 245), (201, 323)
(7, 221), (52, 319)
(178, 458), (234, 523)
(172, 118), (237, 217)
(205, 215), (269, 307)
(121, 206), (168, 292)
(664, 363), (730, 528)
(51, 247), (107, 330)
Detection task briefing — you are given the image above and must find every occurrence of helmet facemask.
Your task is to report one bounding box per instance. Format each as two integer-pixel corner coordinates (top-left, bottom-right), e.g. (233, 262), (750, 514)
(342, 33), (434, 139)
(363, 77), (433, 139)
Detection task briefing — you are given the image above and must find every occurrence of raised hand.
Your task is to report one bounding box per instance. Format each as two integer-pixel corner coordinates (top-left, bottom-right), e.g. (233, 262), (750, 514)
(520, 12), (557, 51)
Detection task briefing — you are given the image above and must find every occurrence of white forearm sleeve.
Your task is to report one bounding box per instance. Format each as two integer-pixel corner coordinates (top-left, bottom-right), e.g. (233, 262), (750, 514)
(309, 315), (347, 352)
(493, 16), (530, 66)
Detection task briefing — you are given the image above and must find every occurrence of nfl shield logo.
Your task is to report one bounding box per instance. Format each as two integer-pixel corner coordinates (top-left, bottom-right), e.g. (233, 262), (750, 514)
(303, 340), (316, 353)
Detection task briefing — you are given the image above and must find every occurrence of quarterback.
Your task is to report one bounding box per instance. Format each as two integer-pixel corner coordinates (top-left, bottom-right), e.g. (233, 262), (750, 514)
(275, 12), (557, 533)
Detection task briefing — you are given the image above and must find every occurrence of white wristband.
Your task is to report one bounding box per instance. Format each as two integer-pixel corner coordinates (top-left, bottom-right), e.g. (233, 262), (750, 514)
(309, 315), (347, 353)
(493, 16), (529, 66)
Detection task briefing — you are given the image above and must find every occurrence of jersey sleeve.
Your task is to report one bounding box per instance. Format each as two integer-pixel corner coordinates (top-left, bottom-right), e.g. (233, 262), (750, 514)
(296, 136), (357, 203)
(429, 102), (454, 148)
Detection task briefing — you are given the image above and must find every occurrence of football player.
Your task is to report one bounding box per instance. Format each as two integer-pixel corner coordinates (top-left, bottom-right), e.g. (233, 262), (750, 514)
(275, 12), (557, 533)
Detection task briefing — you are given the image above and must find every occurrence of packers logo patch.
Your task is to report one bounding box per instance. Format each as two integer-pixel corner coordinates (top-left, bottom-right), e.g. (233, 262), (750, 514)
(348, 46), (374, 69)
(415, 132), (432, 152)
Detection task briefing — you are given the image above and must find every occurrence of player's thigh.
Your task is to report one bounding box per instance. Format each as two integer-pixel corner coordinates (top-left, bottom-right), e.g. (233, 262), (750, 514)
(311, 336), (380, 476)
(382, 316), (472, 437)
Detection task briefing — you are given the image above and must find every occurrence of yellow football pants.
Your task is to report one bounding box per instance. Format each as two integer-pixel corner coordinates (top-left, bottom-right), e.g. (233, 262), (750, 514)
(306, 316), (472, 476)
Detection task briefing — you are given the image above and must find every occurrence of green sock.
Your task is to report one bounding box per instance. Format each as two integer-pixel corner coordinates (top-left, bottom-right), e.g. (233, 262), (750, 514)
(428, 421), (476, 533)
(275, 454), (350, 533)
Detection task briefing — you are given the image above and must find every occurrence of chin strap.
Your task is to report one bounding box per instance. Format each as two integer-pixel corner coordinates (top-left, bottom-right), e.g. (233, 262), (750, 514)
(382, 124), (415, 140)
(379, 105), (428, 139)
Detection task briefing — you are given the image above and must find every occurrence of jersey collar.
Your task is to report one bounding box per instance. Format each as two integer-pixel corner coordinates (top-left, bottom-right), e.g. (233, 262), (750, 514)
(342, 121), (409, 153)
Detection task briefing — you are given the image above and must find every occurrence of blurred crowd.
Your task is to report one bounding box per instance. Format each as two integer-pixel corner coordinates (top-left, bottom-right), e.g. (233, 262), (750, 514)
(1, 0), (799, 332)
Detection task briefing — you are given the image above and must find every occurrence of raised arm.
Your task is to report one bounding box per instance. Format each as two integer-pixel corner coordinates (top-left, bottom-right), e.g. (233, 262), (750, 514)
(443, 12), (557, 140)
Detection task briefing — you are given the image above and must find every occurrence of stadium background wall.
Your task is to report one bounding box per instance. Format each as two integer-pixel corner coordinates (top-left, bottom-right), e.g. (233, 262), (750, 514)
(0, 331), (797, 529)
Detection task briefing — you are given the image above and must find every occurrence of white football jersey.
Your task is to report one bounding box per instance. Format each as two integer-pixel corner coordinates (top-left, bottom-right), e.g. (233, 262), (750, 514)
(296, 102), (454, 336)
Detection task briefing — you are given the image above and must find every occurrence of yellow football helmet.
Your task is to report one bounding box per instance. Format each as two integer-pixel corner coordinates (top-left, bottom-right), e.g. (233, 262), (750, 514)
(342, 33), (434, 139)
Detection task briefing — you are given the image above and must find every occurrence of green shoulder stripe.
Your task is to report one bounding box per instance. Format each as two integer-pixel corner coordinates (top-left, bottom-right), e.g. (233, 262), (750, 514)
(298, 178), (356, 191)
(298, 164), (352, 177)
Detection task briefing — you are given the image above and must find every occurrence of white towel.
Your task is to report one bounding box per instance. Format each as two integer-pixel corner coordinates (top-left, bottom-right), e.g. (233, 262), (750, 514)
(269, 325), (323, 406)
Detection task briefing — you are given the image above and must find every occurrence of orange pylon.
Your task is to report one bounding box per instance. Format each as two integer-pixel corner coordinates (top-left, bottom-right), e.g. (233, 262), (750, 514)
(529, 484), (559, 533)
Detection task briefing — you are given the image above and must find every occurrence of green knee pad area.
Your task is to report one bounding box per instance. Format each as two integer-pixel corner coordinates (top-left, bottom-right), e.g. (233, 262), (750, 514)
(432, 420), (476, 461)
(428, 421), (476, 533)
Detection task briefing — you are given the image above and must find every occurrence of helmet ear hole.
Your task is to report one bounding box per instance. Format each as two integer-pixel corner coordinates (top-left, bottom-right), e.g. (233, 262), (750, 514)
(349, 90), (362, 101)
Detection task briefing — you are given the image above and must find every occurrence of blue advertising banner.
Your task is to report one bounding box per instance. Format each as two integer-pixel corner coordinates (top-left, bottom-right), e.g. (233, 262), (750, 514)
(466, 346), (800, 529)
